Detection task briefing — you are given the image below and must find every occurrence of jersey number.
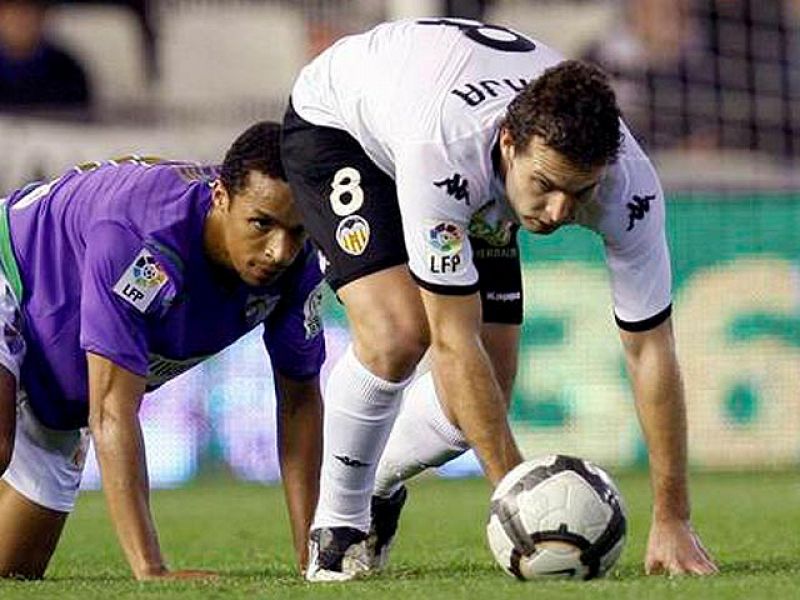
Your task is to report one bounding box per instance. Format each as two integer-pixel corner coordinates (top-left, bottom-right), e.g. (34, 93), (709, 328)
(417, 18), (536, 53)
(329, 167), (364, 216)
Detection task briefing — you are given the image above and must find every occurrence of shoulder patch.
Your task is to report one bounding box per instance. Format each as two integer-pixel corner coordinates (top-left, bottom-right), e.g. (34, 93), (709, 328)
(113, 248), (169, 313)
(303, 282), (325, 339)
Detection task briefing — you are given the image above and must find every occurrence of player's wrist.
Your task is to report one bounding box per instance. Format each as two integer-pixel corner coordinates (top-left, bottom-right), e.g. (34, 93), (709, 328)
(651, 501), (691, 524)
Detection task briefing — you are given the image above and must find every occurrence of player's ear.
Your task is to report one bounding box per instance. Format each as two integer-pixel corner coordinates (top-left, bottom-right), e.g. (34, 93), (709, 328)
(211, 180), (231, 212)
(499, 126), (516, 162)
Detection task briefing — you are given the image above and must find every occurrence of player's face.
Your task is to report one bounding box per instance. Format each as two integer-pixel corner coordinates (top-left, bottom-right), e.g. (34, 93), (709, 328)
(212, 171), (306, 286)
(500, 131), (605, 235)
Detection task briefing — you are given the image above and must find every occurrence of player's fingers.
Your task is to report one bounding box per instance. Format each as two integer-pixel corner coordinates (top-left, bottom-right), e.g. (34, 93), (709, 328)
(645, 557), (665, 576)
(694, 555), (719, 575)
(695, 538), (717, 566)
(669, 553), (717, 576)
(687, 535), (718, 573)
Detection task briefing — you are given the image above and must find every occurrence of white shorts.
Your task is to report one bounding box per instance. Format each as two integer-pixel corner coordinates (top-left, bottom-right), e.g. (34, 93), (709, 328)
(0, 245), (89, 513)
(2, 393), (89, 513)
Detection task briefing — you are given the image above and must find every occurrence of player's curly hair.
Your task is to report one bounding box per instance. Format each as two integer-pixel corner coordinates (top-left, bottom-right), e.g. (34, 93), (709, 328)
(220, 121), (286, 195)
(504, 60), (622, 168)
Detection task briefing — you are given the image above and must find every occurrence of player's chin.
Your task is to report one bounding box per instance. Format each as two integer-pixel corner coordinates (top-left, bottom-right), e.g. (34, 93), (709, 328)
(240, 270), (275, 287)
(523, 221), (558, 236)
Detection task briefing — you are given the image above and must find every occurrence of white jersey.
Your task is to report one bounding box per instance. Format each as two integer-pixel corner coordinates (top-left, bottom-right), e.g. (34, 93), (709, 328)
(291, 19), (671, 326)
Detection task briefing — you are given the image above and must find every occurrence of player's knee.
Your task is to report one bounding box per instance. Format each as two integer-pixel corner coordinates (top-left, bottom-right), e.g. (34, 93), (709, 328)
(357, 318), (429, 381)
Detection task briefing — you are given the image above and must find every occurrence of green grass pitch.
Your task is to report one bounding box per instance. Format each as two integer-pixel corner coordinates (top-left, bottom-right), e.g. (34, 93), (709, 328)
(2, 471), (798, 599)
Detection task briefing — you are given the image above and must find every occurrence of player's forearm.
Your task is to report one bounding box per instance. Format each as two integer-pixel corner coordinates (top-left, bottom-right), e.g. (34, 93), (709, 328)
(90, 407), (166, 579)
(0, 366), (16, 474)
(622, 323), (690, 522)
(430, 338), (522, 486)
(275, 376), (322, 568)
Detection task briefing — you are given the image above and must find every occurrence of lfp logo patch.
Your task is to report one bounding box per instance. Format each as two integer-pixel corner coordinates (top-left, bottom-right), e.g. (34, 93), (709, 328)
(428, 221), (464, 254)
(336, 215), (370, 256)
(113, 248), (169, 312)
(133, 254), (167, 288)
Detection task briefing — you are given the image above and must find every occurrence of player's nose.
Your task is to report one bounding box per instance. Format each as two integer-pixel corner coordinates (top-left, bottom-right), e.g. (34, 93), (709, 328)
(546, 192), (573, 224)
(266, 229), (298, 268)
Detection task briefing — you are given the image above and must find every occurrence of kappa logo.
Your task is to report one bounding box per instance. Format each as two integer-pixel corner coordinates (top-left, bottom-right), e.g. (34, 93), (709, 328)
(626, 194), (655, 231)
(334, 455), (370, 468)
(434, 173), (470, 205)
(336, 215), (371, 256)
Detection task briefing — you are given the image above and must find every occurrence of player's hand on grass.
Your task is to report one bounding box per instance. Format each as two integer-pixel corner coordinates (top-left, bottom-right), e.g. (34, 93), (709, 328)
(645, 518), (718, 576)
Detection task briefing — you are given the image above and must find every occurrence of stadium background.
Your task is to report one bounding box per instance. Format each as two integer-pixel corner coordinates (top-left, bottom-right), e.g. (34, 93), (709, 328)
(0, 0), (798, 489)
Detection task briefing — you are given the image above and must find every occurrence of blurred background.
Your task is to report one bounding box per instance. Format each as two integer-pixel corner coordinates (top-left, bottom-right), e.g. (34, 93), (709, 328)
(1, 0), (798, 487)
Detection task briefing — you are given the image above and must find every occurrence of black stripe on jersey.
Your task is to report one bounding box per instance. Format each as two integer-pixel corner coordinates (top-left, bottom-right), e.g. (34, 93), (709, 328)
(411, 273), (480, 296)
(615, 304), (672, 332)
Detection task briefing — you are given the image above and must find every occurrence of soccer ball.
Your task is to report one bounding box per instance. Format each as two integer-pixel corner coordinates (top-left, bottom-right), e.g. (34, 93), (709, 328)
(486, 455), (627, 581)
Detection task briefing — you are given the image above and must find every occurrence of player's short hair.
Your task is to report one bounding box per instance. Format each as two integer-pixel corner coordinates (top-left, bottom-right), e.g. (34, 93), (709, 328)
(220, 121), (286, 195)
(504, 60), (622, 168)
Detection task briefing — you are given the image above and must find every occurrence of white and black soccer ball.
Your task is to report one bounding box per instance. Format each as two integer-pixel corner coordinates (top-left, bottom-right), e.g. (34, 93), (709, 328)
(486, 455), (627, 581)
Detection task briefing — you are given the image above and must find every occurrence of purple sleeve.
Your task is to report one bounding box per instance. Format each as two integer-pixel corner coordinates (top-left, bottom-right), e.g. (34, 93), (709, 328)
(263, 247), (326, 381)
(80, 221), (175, 377)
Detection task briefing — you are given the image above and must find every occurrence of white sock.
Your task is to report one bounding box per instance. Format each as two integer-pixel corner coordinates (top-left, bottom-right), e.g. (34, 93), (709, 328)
(312, 345), (411, 532)
(373, 369), (469, 498)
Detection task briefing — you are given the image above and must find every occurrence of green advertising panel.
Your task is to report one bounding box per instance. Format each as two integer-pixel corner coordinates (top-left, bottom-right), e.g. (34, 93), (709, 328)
(511, 193), (800, 467)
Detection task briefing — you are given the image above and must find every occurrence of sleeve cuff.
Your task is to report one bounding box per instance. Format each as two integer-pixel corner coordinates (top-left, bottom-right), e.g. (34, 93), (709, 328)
(411, 272), (480, 296)
(614, 304), (672, 332)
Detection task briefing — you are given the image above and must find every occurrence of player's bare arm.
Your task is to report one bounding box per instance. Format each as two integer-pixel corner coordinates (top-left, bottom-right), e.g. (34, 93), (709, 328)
(619, 318), (718, 576)
(87, 352), (214, 581)
(420, 290), (522, 485)
(0, 366), (14, 475)
(478, 323), (520, 408)
(274, 371), (322, 571)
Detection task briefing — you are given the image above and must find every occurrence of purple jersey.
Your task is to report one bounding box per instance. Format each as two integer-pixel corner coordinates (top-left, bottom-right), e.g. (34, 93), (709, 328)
(4, 158), (325, 430)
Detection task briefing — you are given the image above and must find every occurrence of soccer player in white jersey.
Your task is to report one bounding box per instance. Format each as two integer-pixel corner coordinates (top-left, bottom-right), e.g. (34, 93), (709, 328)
(282, 18), (717, 580)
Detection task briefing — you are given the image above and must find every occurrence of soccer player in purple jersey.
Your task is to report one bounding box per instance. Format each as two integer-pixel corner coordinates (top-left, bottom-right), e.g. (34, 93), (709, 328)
(0, 122), (325, 579)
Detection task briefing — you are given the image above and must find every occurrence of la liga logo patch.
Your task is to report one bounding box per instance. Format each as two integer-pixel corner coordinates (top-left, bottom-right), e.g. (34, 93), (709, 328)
(113, 248), (169, 312)
(428, 221), (464, 254)
(132, 254), (167, 288)
(336, 215), (370, 256)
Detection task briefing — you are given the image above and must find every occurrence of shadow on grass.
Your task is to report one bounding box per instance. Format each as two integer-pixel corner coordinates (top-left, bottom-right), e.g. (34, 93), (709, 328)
(719, 558), (800, 576)
(39, 567), (299, 585)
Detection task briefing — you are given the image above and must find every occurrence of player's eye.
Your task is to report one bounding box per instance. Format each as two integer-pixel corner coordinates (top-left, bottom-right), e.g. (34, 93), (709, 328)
(251, 218), (274, 232)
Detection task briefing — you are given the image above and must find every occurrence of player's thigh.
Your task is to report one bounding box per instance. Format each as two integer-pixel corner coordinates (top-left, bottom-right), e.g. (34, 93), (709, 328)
(0, 480), (68, 579)
(472, 227), (523, 403)
(283, 103), (428, 376)
(329, 263), (429, 381)
(0, 395), (88, 578)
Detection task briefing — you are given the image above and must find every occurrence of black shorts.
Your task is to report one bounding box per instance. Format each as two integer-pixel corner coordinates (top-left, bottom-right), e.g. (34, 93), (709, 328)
(281, 100), (522, 325)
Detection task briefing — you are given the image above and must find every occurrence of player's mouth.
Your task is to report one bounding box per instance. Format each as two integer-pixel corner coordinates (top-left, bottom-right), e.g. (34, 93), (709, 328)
(523, 216), (559, 235)
(248, 264), (283, 284)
